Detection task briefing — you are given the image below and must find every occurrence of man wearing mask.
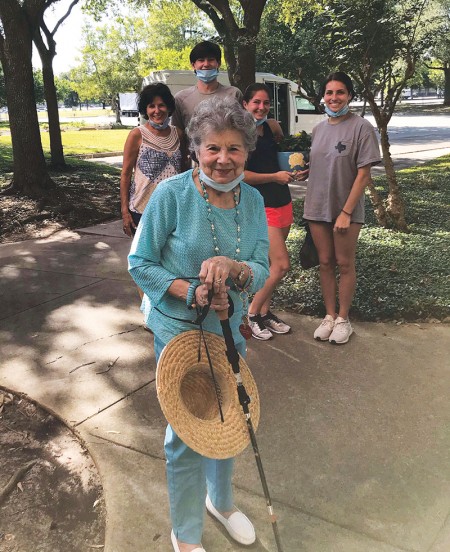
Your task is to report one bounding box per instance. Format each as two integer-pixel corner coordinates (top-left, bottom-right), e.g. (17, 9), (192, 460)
(171, 40), (243, 133)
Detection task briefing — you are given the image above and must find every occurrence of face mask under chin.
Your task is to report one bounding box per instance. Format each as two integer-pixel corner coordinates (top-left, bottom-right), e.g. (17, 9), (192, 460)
(325, 104), (350, 118)
(147, 117), (170, 130)
(198, 169), (244, 192)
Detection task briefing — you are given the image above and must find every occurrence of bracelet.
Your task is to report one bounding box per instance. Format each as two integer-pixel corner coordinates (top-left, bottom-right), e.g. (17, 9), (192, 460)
(235, 262), (246, 283)
(341, 209), (352, 216)
(186, 282), (199, 309)
(234, 263), (254, 292)
(246, 264), (254, 291)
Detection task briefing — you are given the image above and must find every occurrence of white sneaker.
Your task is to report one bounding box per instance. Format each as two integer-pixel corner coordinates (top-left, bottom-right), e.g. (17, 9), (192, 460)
(249, 314), (273, 340)
(206, 495), (256, 545)
(262, 311), (291, 334)
(314, 315), (336, 341)
(329, 317), (353, 344)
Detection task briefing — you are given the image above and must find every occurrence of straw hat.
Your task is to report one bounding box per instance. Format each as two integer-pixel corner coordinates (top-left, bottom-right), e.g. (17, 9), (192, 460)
(156, 330), (260, 459)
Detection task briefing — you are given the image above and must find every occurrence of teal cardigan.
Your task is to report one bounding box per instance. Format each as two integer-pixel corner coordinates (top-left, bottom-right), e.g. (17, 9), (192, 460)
(128, 169), (270, 346)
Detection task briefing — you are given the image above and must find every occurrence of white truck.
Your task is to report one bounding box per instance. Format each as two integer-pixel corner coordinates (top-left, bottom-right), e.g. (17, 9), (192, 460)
(118, 92), (139, 117)
(141, 70), (325, 134)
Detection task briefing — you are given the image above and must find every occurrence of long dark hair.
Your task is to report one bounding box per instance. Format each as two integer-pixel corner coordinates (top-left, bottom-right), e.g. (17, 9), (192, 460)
(320, 72), (355, 100)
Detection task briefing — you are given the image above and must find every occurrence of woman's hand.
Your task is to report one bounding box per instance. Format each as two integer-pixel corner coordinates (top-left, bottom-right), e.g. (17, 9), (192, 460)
(199, 256), (234, 294)
(274, 171), (294, 185)
(333, 211), (351, 233)
(292, 168), (309, 182)
(122, 211), (137, 237)
(195, 284), (229, 312)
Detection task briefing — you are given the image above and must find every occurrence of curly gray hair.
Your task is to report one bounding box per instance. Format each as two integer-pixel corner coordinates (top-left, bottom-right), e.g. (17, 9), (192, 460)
(186, 96), (257, 155)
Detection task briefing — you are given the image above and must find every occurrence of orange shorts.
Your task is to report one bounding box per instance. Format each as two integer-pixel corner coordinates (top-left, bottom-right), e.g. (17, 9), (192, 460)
(265, 203), (293, 228)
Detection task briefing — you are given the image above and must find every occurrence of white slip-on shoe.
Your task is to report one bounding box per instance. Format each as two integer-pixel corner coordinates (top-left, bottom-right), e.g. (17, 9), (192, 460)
(171, 530), (205, 552)
(205, 495), (256, 545)
(329, 316), (353, 344)
(313, 314), (336, 341)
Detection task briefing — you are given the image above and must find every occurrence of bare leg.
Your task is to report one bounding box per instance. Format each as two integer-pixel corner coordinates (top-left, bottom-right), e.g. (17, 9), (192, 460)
(249, 225), (290, 316)
(334, 224), (361, 319)
(308, 222), (337, 317)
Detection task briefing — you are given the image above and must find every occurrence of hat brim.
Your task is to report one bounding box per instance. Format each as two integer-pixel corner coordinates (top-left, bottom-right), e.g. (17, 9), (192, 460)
(156, 330), (259, 459)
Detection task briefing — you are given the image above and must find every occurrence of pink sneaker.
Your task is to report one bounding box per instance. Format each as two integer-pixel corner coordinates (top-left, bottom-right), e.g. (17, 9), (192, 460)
(314, 315), (335, 341)
(329, 317), (353, 344)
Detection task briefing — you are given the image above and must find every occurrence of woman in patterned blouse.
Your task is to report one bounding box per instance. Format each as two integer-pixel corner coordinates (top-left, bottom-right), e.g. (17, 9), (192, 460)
(120, 83), (188, 237)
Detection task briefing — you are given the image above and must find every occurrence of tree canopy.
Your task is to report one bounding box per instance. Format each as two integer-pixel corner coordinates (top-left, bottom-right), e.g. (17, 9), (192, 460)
(83, 0), (268, 90)
(257, 2), (334, 104)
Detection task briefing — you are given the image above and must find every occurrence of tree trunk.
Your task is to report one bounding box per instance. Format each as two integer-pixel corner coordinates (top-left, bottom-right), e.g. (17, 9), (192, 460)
(112, 95), (121, 124)
(379, 126), (408, 231)
(444, 67), (450, 107)
(0, 1), (55, 198)
(366, 178), (388, 227)
(222, 36), (238, 88)
(361, 98), (367, 118)
(33, 27), (65, 168)
(192, 0), (266, 92)
(232, 37), (257, 92)
(365, 96), (408, 231)
(43, 61), (65, 167)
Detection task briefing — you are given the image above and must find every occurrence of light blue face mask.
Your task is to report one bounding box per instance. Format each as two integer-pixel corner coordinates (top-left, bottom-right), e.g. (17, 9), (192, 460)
(254, 115), (268, 127)
(148, 117), (170, 130)
(199, 169), (243, 193)
(196, 68), (219, 83)
(325, 104), (349, 118)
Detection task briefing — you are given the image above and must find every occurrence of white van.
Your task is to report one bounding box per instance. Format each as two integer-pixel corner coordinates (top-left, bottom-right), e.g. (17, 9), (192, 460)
(118, 92), (139, 117)
(142, 70), (325, 135)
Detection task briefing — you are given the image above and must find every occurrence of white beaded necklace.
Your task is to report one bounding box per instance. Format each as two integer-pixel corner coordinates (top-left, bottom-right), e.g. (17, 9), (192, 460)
(200, 179), (241, 260)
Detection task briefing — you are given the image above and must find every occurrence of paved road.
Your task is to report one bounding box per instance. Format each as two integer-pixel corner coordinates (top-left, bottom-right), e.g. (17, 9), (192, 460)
(1, 220), (449, 552)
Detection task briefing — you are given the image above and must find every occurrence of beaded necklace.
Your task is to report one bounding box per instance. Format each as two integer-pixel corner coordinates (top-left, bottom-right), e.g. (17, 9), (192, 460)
(199, 178), (252, 339)
(199, 179), (241, 260)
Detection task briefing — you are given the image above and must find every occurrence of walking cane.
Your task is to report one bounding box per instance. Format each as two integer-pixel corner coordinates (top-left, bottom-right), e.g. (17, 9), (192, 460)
(216, 307), (284, 552)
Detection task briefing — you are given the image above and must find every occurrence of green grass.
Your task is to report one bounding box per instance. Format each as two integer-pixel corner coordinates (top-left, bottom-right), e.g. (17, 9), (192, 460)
(53, 108), (114, 118)
(277, 155), (450, 321)
(0, 129), (130, 156)
(0, 143), (13, 171)
(0, 109), (115, 125)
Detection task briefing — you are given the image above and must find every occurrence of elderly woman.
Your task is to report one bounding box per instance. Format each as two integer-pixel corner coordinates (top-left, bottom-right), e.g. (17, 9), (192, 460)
(128, 97), (269, 552)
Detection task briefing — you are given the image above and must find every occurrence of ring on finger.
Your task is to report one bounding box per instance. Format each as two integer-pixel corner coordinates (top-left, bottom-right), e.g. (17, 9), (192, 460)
(214, 277), (222, 284)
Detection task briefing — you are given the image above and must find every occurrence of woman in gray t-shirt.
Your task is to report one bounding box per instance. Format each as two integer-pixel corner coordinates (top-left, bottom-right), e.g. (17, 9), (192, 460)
(304, 72), (380, 344)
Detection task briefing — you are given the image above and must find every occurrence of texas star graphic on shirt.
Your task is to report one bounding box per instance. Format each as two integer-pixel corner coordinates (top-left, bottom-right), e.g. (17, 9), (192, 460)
(335, 141), (347, 153)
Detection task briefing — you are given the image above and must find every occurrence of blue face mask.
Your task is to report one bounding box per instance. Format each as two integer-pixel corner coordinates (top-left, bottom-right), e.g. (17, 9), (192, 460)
(254, 115), (268, 127)
(147, 117), (170, 130)
(196, 68), (219, 83)
(199, 169), (244, 193)
(325, 104), (349, 118)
